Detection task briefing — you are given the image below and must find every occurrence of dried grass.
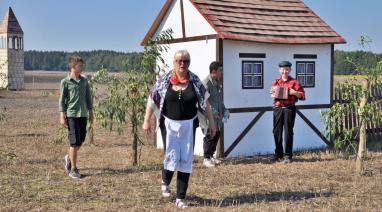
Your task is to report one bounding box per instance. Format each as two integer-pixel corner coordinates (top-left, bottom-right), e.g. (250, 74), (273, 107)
(0, 72), (381, 211)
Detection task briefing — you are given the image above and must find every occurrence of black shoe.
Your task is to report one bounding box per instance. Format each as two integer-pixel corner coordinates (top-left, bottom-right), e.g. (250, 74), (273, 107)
(283, 157), (292, 164)
(272, 155), (283, 162)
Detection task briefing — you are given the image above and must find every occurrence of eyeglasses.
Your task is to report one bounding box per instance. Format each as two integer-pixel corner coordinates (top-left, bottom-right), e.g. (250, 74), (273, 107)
(175, 59), (190, 64)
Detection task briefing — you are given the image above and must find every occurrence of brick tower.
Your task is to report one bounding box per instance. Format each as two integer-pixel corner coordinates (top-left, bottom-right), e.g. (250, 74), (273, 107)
(0, 7), (24, 90)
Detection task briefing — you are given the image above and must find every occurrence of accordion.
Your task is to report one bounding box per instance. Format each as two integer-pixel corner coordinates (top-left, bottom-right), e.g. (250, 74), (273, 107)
(273, 86), (289, 100)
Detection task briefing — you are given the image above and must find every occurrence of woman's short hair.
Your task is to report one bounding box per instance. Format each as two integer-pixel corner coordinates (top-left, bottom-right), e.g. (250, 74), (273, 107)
(173, 50), (190, 61)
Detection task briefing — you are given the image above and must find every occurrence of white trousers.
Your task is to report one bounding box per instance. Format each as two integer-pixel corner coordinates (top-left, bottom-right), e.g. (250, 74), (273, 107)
(163, 116), (195, 173)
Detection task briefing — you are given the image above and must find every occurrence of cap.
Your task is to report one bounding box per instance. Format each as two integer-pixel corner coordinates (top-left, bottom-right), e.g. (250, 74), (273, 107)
(278, 61), (292, 67)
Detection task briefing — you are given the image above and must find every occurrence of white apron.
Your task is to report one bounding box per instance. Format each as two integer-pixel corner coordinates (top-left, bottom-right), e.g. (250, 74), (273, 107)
(163, 115), (196, 173)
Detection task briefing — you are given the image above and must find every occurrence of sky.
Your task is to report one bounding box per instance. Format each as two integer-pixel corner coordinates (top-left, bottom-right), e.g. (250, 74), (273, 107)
(0, 0), (381, 53)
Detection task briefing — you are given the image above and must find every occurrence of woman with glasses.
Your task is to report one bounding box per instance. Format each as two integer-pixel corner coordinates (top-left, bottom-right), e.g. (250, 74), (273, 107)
(142, 50), (216, 209)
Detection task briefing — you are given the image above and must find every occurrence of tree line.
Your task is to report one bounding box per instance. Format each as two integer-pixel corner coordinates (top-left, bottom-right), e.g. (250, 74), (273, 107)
(334, 50), (382, 75)
(24, 49), (382, 74)
(24, 50), (143, 72)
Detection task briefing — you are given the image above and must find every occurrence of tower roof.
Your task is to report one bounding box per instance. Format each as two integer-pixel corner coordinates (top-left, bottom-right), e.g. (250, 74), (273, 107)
(0, 7), (23, 34)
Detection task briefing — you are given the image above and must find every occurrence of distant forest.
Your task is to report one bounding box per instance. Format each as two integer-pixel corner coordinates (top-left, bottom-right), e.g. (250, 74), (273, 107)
(24, 50), (143, 72)
(24, 50), (382, 74)
(334, 50), (382, 75)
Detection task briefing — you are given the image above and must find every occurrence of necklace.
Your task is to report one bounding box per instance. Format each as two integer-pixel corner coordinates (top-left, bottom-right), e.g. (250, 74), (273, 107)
(175, 84), (187, 100)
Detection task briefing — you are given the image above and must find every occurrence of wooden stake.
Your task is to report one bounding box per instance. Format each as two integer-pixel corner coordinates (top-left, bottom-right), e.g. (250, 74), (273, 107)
(356, 80), (368, 174)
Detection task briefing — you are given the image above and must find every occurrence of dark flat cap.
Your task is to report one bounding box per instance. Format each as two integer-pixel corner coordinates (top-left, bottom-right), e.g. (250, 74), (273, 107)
(279, 61), (292, 67)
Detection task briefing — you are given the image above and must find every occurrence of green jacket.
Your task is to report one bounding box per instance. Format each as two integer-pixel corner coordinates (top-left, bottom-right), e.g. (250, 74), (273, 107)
(203, 75), (227, 130)
(59, 75), (93, 118)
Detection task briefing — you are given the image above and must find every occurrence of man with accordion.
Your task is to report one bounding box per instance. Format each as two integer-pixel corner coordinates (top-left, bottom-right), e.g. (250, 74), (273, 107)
(270, 61), (305, 163)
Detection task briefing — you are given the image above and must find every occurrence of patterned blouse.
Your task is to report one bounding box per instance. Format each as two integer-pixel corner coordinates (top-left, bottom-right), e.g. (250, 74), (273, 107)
(149, 70), (209, 116)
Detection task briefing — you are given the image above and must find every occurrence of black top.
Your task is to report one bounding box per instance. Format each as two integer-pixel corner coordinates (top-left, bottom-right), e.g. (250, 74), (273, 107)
(162, 83), (198, 120)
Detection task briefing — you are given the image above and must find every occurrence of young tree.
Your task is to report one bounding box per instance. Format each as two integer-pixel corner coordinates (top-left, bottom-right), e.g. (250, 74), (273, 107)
(94, 29), (173, 166)
(321, 36), (382, 174)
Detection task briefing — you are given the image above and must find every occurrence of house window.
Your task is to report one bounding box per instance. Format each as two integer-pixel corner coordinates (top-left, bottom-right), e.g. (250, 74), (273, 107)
(242, 61), (263, 89)
(296, 61), (315, 87)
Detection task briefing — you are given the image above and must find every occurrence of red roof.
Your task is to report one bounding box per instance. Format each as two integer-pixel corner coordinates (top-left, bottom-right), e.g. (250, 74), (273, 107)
(142, 0), (345, 45)
(0, 7), (23, 34)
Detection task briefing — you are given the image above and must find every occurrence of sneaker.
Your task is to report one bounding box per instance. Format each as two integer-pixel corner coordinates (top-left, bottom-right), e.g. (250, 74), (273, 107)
(283, 157), (292, 164)
(203, 158), (215, 167)
(64, 154), (71, 174)
(161, 182), (171, 198)
(176, 198), (189, 209)
(69, 168), (81, 179)
(211, 157), (221, 165)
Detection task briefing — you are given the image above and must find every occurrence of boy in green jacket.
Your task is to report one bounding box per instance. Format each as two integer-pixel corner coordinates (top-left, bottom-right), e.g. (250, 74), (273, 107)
(59, 56), (93, 179)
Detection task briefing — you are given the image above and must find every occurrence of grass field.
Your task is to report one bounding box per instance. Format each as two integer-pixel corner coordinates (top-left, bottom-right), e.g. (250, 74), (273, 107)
(0, 71), (381, 211)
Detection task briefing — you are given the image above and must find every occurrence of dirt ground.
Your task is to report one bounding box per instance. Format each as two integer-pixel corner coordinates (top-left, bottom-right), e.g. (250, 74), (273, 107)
(0, 71), (381, 211)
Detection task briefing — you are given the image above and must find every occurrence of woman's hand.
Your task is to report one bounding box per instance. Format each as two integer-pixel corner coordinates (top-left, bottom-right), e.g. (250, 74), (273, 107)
(142, 119), (152, 134)
(142, 101), (154, 134)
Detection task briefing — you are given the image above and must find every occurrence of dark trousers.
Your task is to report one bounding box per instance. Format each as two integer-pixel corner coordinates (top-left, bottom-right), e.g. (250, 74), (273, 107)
(273, 105), (296, 159)
(203, 131), (220, 159)
(162, 169), (190, 199)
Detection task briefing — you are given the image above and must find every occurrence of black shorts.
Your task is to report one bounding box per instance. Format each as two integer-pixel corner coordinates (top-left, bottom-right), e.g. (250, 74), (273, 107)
(67, 117), (87, 147)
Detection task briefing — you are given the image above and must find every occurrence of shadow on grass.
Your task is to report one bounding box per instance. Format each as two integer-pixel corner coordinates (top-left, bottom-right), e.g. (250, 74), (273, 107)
(188, 191), (332, 207)
(226, 148), (336, 165)
(9, 158), (60, 165)
(224, 156), (275, 165)
(112, 143), (131, 147)
(80, 163), (163, 178)
(25, 159), (56, 164)
(225, 156), (335, 166)
(0, 133), (48, 138)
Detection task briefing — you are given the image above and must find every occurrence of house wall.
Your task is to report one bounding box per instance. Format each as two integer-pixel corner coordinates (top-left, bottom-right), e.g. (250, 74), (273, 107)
(223, 40), (332, 108)
(154, 0), (183, 39)
(224, 109), (327, 157)
(183, 0), (216, 37)
(154, 0), (217, 39)
(222, 40), (331, 157)
(156, 39), (217, 156)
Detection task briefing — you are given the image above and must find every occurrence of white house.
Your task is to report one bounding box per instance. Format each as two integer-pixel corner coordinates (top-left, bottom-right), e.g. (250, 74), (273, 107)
(142, 0), (346, 157)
